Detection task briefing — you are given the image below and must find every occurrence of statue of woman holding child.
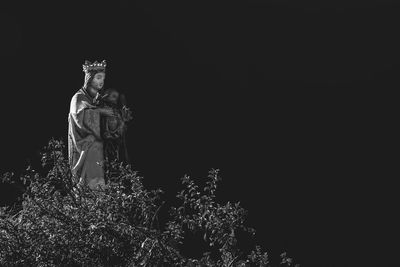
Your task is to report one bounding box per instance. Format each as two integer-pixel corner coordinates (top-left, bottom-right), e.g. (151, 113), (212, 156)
(68, 60), (132, 190)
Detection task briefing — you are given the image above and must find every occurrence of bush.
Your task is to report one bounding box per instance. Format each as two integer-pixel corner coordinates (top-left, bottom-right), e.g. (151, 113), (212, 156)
(0, 139), (299, 267)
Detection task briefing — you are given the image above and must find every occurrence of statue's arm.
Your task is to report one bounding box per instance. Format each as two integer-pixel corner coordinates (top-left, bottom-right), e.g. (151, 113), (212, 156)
(70, 94), (102, 140)
(82, 108), (102, 140)
(70, 93), (116, 141)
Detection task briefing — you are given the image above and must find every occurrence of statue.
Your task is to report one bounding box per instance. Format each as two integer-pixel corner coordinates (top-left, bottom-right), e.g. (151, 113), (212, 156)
(99, 88), (132, 165)
(68, 60), (115, 190)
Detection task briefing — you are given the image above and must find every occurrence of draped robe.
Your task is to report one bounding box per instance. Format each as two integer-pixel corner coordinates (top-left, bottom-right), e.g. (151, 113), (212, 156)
(68, 88), (106, 190)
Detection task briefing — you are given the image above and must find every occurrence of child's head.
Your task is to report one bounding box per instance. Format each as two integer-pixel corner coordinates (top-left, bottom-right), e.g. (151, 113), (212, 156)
(103, 88), (119, 105)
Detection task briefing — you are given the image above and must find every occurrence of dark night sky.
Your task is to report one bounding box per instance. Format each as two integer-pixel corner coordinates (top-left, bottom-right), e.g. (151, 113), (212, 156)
(0, 1), (397, 266)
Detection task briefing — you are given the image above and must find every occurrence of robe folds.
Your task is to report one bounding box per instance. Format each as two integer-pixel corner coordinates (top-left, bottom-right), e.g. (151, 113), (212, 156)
(68, 88), (106, 190)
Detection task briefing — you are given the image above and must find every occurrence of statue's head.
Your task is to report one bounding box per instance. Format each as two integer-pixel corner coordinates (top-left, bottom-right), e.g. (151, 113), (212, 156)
(104, 88), (119, 105)
(82, 60), (106, 97)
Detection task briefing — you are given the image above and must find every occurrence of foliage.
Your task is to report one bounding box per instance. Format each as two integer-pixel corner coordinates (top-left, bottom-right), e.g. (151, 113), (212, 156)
(0, 139), (299, 266)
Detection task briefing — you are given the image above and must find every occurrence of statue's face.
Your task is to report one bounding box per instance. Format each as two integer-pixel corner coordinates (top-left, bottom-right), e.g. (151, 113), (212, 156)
(90, 72), (105, 90)
(107, 90), (119, 104)
(87, 72), (105, 97)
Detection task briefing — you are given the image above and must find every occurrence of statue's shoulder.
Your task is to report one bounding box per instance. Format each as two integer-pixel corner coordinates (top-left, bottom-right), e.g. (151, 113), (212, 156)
(69, 90), (95, 115)
(71, 90), (90, 103)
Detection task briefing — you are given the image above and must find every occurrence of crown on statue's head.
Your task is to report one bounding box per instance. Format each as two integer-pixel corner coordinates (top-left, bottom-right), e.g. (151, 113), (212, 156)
(82, 60), (107, 73)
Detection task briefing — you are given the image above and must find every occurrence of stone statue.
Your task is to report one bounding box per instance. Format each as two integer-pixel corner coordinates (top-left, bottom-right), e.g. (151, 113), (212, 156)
(99, 88), (132, 165)
(68, 60), (115, 190)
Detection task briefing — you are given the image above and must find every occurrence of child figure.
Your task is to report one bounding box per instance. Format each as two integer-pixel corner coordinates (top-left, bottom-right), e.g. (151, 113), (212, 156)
(99, 88), (132, 164)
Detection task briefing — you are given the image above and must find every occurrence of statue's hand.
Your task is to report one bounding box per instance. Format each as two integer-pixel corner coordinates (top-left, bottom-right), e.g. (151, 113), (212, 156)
(122, 106), (133, 122)
(99, 108), (115, 117)
(104, 132), (113, 139)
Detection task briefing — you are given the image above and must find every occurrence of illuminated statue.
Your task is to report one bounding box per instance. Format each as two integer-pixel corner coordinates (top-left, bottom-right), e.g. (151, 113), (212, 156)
(68, 60), (114, 190)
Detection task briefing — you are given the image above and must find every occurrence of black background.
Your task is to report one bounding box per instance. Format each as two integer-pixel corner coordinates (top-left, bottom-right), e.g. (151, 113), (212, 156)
(0, 1), (397, 266)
